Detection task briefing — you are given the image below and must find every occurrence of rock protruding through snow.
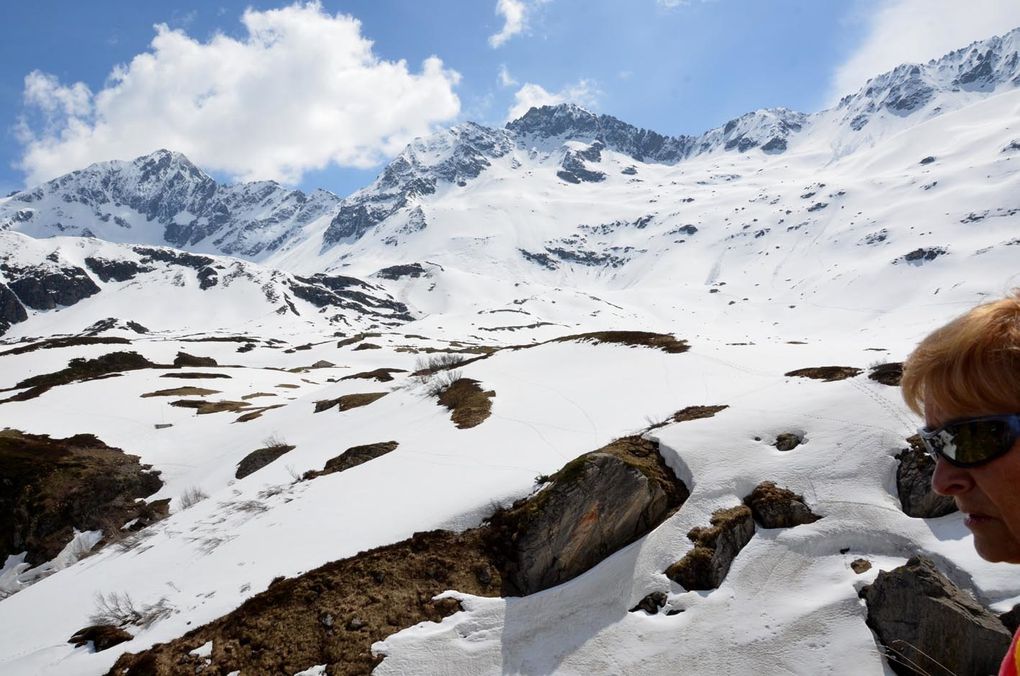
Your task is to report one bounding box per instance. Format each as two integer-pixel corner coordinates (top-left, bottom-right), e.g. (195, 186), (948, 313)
(665, 505), (755, 591)
(861, 556), (1011, 676)
(487, 436), (689, 595)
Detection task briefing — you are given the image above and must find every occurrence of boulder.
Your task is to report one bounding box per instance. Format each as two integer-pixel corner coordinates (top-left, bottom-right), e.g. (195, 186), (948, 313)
(235, 443), (296, 480)
(896, 436), (957, 518)
(666, 505), (755, 591)
(488, 436), (689, 595)
(743, 481), (821, 528)
(630, 591), (668, 615)
(774, 433), (802, 451)
(861, 556), (1011, 675)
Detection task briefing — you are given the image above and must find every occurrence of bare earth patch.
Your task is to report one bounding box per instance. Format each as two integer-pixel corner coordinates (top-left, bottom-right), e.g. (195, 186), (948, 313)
(160, 372), (232, 380)
(647, 404), (728, 431)
(234, 405), (286, 423)
(341, 368), (406, 382)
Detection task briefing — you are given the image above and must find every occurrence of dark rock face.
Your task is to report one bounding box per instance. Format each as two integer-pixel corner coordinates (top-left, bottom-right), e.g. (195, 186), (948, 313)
(507, 104), (694, 163)
(3, 263), (100, 311)
(488, 436), (689, 596)
(287, 274), (412, 323)
(0, 430), (162, 565)
(375, 263), (427, 280)
(665, 505), (755, 591)
(743, 481), (821, 528)
(919, 156), (936, 165)
(235, 443), (296, 480)
(861, 556), (1011, 676)
(303, 442), (398, 480)
(897, 247), (947, 264)
(557, 148), (606, 184)
(83, 257), (152, 283)
(896, 435), (957, 518)
(774, 433), (802, 451)
(0, 283), (28, 335)
(630, 591), (668, 615)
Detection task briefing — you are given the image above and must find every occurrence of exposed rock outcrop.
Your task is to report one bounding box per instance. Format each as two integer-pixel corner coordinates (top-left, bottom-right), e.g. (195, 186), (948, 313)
(303, 442), (399, 480)
(743, 481), (821, 528)
(0, 283), (27, 335)
(666, 505), (755, 591)
(106, 435), (689, 673)
(235, 443), (296, 480)
(488, 436), (689, 596)
(896, 435), (957, 518)
(861, 556), (1011, 676)
(774, 433), (803, 451)
(0, 430), (162, 565)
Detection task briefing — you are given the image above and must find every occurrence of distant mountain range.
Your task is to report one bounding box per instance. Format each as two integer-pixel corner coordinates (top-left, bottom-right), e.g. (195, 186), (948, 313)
(0, 27), (1017, 337)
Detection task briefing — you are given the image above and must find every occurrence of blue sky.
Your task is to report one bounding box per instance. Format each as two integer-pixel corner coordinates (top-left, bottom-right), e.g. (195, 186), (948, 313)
(2, 0), (1018, 198)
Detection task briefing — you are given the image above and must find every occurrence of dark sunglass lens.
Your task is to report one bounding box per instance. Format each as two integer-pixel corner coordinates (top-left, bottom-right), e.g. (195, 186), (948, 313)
(952, 420), (1011, 465)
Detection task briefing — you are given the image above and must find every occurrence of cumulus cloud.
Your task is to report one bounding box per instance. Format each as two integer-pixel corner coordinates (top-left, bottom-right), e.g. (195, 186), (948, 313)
(16, 2), (461, 185)
(830, 0), (1020, 101)
(489, 0), (528, 48)
(505, 79), (600, 122)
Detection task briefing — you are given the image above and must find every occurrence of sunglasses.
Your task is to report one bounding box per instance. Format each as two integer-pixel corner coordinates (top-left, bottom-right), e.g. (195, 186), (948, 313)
(917, 414), (1020, 467)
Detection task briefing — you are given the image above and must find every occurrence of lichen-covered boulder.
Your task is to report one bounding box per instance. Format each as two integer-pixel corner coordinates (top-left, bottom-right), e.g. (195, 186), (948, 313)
(489, 436), (689, 595)
(743, 481), (821, 528)
(861, 556), (1010, 675)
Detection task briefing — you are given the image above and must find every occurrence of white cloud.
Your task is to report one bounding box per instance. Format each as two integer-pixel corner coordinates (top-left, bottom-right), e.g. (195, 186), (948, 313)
(830, 0), (1020, 101)
(16, 2), (461, 185)
(505, 79), (600, 122)
(489, 0), (528, 48)
(498, 65), (518, 87)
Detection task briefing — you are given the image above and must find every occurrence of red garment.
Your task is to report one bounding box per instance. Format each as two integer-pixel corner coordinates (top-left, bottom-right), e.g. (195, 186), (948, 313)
(1001, 628), (1020, 676)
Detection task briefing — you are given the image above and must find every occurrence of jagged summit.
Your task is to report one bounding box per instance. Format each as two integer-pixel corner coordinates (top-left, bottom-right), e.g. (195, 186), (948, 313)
(833, 26), (1020, 132)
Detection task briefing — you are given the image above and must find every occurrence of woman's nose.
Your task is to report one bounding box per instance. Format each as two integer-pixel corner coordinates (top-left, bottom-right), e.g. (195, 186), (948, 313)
(930, 457), (974, 496)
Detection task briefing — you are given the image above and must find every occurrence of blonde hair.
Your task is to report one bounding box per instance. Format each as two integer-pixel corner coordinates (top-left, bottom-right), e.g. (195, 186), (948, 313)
(902, 291), (1020, 417)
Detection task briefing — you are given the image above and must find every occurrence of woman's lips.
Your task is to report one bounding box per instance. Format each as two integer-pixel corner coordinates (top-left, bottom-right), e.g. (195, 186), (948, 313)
(965, 513), (994, 527)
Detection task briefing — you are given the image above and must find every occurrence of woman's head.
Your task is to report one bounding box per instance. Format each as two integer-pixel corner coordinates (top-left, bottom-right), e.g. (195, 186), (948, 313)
(902, 291), (1020, 419)
(903, 291), (1020, 563)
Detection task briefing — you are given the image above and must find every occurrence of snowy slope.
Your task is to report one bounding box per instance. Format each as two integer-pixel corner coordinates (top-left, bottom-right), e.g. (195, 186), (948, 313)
(0, 27), (1019, 676)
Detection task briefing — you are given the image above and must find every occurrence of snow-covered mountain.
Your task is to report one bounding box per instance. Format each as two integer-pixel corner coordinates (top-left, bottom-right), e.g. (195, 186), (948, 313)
(1, 26), (1020, 676)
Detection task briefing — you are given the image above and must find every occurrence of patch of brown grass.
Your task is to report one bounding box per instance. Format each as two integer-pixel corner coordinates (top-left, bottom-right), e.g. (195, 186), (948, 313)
(314, 392), (388, 413)
(647, 404), (728, 431)
(169, 400), (251, 415)
(303, 442), (398, 480)
(785, 366), (862, 382)
(437, 378), (494, 429)
(341, 368), (406, 382)
(548, 331), (689, 353)
(108, 530), (502, 675)
(234, 405), (286, 423)
(241, 392), (276, 400)
(141, 387), (220, 398)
